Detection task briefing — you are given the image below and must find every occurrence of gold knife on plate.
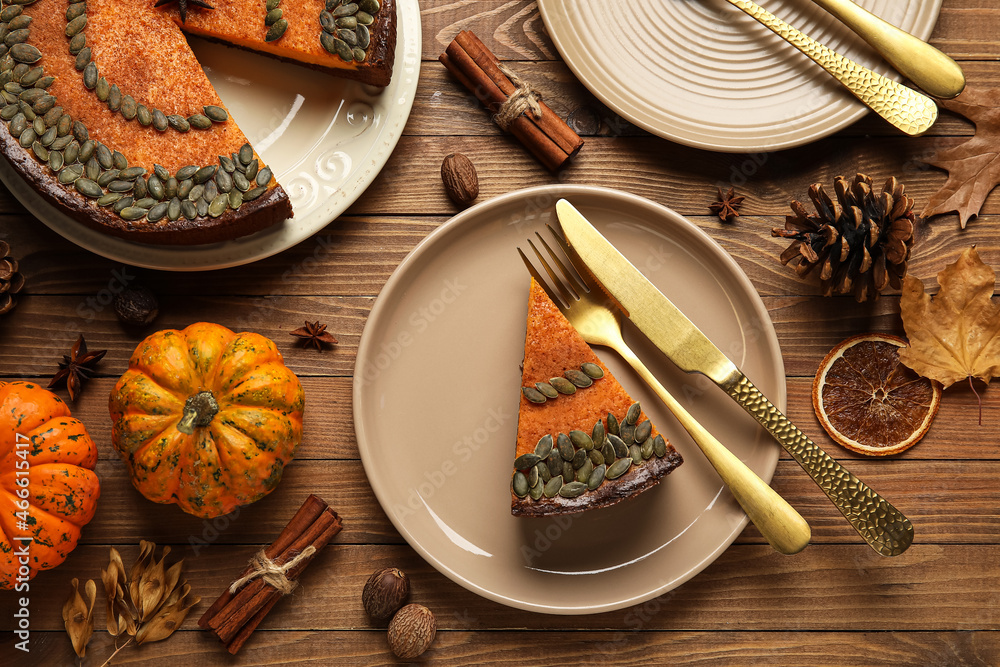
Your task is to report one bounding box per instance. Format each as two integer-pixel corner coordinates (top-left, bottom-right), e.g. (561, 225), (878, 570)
(555, 199), (913, 557)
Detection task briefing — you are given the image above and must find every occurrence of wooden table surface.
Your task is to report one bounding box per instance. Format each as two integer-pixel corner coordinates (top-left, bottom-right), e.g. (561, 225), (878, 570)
(3, 1), (1000, 665)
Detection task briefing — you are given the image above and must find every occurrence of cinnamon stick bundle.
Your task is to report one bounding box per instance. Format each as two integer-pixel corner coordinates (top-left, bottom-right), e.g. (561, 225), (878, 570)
(440, 31), (583, 171)
(198, 495), (343, 654)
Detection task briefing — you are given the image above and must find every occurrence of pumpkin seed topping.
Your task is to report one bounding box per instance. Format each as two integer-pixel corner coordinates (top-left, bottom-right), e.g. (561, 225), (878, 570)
(543, 476), (562, 498)
(512, 472), (529, 498)
(559, 481), (587, 499)
(606, 457), (632, 480)
(534, 434), (553, 459)
(564, 369), (593, 388)
(625, 402), (641, 426)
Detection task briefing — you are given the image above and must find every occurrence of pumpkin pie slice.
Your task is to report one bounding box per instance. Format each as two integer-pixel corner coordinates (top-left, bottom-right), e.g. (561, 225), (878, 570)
(511, 279), (683, 517)
(0, 0), (395, 245)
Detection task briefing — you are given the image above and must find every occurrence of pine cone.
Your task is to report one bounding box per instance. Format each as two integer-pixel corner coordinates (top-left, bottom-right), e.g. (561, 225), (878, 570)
(0, 241), (24, 316)
(772, 173), (915, 302)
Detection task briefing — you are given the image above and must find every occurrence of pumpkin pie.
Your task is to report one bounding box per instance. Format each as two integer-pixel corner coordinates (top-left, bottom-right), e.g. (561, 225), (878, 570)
(511, 279), (683, 517)
(0, 0), (395, 245)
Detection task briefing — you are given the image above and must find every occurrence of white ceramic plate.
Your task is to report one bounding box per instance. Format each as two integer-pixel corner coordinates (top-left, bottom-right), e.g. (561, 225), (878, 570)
(353, 185), (786, 614)
(0, 0), (420, 271)
(537, 0), (942, 152)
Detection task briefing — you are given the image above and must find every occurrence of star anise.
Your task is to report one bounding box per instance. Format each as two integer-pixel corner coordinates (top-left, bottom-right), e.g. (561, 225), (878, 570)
(153, 0), (214, 23)
(290, 321), (338, 351)
(709, 187), (746, 222)
(49, 335), (107, 401)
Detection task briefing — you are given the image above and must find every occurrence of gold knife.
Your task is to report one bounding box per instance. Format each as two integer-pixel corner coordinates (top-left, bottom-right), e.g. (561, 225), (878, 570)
(556, 199), (914, 557)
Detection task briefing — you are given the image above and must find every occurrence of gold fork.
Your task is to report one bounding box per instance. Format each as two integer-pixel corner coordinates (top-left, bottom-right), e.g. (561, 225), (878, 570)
(518, 227), (811, 555)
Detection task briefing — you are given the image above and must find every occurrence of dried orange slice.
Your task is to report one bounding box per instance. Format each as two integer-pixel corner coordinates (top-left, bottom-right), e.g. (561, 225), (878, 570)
(813, 334), (941, 456)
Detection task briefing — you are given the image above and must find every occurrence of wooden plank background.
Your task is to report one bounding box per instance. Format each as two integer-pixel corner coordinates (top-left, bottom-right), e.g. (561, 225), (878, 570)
(2, 0), (999, 664)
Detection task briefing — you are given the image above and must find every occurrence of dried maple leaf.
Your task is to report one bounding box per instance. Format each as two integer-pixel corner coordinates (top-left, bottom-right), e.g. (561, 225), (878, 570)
(899, 247), (1000, 421)
(922, 87), (1000, 228)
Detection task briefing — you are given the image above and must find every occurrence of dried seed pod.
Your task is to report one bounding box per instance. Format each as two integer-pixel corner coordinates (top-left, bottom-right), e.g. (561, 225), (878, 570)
(387, 603), (436, 660)
(440, 152), (479, 207)
(362, 567), (410, 623)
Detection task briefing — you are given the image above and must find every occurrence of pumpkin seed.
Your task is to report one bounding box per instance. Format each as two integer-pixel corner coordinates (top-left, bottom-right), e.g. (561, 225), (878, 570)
(120, 95), (138, 120)
(133, 198), (156, 210)
(239, 143), (253, 165)
(173, 165), (196, 181)
(167, 197), (181, 221)
(556, 433), (574, 461)
(203, 180), (219, 202)
(73, 120), (88, 143)
(528, 465), (538, 488)
(628, 444), (642, 464)
(188, 184), (204, 201)
(559, 481), (587, 499)
(265, 18), (287, 42)
(74, 46), (92, 73)
(571, 448), (588, 470)
(549, 377), (576, 395)
(208, 194), (228, 217)
(64, 141), (79, 165)
(164, 177), (178, 198)
(119, 207), (147, 221)
(266, 0), (280, 9)
(197, 197), (210, 218)
(48, 150), (63, 172)
(16, 126), (32, 147)
(356, 24), (370, 49)
(546, 451), (562, 478)
(601, 442), (615, 465)
(256, 167), (272, 186)
(512, 472), (529, 498)
(352, 47), (366, 62)
(576, 458), (593, 483)
(51, 135), (71, 151)
(228, 189), (242, 209)
(7, 113), (23, 135)
(359, 0), (380, 13)
(1, 103), (16, 120)
(30, 116), (42, 136)
(243, 186), (266, 201)
(529, 478), (543, 500)
(356, 10), (374, 25)
(66, 3), (85, 21)
(97, 192), (121, 207)
(219, 154), (236, 172)
(79, 139), (95, 162)
(588, 464), (606, 490)
(204, 105), (227, 122)
(543, 475), (562, 498)
(29, 141), (46, 160)
(147, 201), (168, 222)
(45, 106), (63, 127)
(338, 28), (358, 46)
(333, 37), (352, 62)
(265, 8), (282, 26)
(19, 66), (40, 86)
(588, 449), (604, 467)
(534, 434), (553, 459)
(119, 166), (145, 181)
(167, 114), (189, 132)
(112, 197), (133, 214)
(320, 11), (337, 33)
(608, 434), (628, 458)
(18, 87), (41, 104)
(85, 157), (99, 180)
(591, 420), (606, 449)
(606, 457), (632, 480)
(0, 6), (21, 21)
(147, 175), (164, 200)
(108, 180), (133, 193)
(107, 84), (122, 112)
(320, 31), (339, 56)
(112, 150), (127, 170)
(93, 77), (109, 103)
(188, 113), (212, 130)
(581, 362), (604, 379)
(513, 452), (541, 470)
(39, 126), (56, 146)
(58, 165), (82, 184)
(619, 422), (635, 446)
(535, 461), (550, 484)
(245, 159), (259, 181)
(337, 16), (357, 29)
(194, 165), (217, 184)
(97, 169), (119, 187)
(625, 402), (641, 426)
(521, 386), (545, 404)
(640, 438), (654, 460)
(181, 199), (198, 220)
(334, 2), (358, 16)
(607, 412), (619, 436)
(69, 32), (85, 55)
(152, 108), (168, 131)
(65, 15), (86, 38)
(533, 382), (557, 399)
(653, 434), (667, 458)
(634, 419), (652, 444)
(569, 430), (593, 451)
(564, 369), (592, 388)
(562, 461), (574, 483)
(74, 178), (101, 198)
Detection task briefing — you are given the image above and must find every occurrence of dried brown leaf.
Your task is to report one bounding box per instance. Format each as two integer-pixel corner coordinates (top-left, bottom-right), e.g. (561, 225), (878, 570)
(135, 583), (201, 645)
(129, 540), (155, 606)
(137, 545), (171, 621)
(922, 87), (1000, 228)
(62, 578), (96, 658)
(899, 246), (1000, 388)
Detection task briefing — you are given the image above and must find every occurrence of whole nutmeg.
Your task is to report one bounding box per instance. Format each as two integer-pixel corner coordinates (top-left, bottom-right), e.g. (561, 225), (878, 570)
(441, 153), (479, 207)
(113, 285), (159, 328)
(387, 603), (436, 660)
(362, 567), (410, 623)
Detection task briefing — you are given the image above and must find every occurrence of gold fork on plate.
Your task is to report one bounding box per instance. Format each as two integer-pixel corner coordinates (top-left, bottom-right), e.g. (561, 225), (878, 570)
(518, 227), (811, 555)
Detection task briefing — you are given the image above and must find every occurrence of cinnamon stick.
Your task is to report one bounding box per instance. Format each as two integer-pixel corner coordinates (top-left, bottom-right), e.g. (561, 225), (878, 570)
(197, 494), (326, 629)
(200, 496), (343, 654)
(440, 31), (583, 171)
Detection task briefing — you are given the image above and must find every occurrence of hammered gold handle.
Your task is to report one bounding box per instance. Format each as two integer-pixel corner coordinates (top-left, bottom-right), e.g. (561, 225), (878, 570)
(726, 0), (937, 135)
(724, 373), (914, 556)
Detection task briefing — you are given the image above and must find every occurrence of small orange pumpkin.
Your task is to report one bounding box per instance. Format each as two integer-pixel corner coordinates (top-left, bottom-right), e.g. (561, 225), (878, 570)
(0, 381), (100, 589)
(109, 322), (304, 519)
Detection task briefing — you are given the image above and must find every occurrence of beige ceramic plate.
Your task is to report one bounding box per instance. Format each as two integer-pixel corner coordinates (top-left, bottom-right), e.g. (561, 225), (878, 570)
(0, 0), (420, 271)
(538, 0), (942, 152)
(354, 186), (786, 614)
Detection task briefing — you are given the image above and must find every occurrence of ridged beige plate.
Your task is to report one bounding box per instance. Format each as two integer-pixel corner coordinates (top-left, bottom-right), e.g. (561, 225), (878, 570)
(0, 0), (420, 271)
(538, 0), (942, 152)
(354, 185), (786, 614)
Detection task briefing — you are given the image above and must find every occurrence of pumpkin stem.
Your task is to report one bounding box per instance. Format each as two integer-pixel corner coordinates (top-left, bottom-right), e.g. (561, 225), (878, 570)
(176, 391), (219, 435)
